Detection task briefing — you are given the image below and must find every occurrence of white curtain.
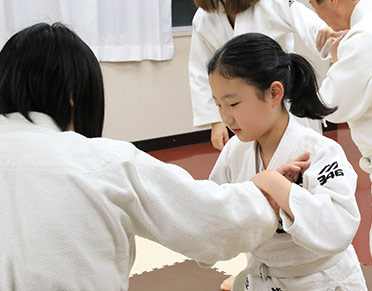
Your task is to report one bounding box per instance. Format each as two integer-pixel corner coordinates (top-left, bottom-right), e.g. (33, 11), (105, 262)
(0, 0), (174, 61)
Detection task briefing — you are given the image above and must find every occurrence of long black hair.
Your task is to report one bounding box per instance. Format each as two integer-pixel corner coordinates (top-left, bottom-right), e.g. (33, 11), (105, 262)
(0, 22), (104, 137)
(208, 33), (336, 119)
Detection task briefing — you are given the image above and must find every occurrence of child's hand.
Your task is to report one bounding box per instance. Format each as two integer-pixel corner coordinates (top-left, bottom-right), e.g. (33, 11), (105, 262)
(211, 122), (229, 151)
(277, 152), (311, 183)
(262, 189), (280, 214)
(251, 170), (294, 219)
(251, 152), (310, 219)
(220, 275), (235, 291)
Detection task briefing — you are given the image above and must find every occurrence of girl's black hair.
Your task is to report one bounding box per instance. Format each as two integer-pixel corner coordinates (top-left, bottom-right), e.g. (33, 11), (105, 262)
(0, 22), (104, 137)
(208, 33), (336, 119)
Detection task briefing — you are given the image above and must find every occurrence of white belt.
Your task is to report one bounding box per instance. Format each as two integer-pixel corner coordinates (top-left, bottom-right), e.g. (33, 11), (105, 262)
(231, 251), (345, 291)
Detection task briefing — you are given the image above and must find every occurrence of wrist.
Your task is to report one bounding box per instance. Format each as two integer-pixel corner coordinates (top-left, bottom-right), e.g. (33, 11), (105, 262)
(253, 170), (294, 219)
(211, 121), (222, 127)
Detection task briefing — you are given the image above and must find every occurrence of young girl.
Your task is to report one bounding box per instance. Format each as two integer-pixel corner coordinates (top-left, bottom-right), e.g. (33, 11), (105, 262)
(189, 0), (339, 151)
(208, 33), (367, 290)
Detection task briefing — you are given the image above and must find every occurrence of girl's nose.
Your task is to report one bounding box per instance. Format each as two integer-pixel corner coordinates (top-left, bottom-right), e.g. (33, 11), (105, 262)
(220, 108), (234, 126)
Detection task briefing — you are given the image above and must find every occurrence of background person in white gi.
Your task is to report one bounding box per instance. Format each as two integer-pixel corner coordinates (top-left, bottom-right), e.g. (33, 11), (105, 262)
(208, 33), (366, 290)
(189, 0), (338, 151)
(0, 23), (309, 291)
(309, 0), (372, 259)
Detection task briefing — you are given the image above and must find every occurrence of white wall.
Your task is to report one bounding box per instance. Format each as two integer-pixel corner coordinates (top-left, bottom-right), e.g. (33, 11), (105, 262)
(101, 32), (200, 142)
(102, 0), (329, 142)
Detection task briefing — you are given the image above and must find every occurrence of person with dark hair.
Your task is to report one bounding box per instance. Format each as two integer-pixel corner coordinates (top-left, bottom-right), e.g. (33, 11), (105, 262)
(0, 23), (104, 138)
(0, 23), (313, 290)
(208, 33), (366, 290)
(309, 0), (372, 260)
(189, 0), (341, 151)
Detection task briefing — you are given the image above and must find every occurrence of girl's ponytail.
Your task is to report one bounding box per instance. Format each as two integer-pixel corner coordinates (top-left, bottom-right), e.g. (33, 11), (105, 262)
(208, 33), (337, 120)
(288, 53), (337, 119)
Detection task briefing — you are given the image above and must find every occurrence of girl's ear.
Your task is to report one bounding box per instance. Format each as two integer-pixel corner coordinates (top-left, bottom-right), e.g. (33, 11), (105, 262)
(70, 97), (74, 107)
(269, 81), (284, 106)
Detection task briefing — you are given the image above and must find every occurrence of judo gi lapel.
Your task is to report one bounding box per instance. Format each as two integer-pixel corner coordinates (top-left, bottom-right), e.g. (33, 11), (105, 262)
(216, 3), (235, 39)
(265, 114), (304, 171)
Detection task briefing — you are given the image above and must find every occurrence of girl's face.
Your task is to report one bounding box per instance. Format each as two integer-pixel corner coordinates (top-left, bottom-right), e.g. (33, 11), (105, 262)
(209, 72), (280, 143)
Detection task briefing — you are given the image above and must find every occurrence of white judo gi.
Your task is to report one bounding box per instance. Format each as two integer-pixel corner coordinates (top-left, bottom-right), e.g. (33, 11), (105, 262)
(319, 0), (372, 256)
(0, 112), (280, 291)
(210, 115), (366, 290)
(189, 0), (326, 132)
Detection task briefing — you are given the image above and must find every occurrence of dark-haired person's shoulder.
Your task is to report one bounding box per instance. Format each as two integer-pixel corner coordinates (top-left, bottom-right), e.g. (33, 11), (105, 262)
(59, 131), (143, 173)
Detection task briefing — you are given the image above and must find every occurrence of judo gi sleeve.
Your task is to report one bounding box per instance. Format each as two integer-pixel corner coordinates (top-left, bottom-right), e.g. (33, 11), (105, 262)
(120, 146), (278, 265)
(280, 142), (360, 256)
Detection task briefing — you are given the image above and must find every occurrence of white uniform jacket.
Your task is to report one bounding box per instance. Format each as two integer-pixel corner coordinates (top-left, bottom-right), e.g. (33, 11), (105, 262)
(189, 0), (326, 127)
(320, 0), (372, 174)
(0, 112), (279, 291)
(210, 115), (360, 273)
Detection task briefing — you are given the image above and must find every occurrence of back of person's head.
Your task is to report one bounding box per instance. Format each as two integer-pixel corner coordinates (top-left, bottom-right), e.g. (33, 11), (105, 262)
(0, 22), (104, 137)
(194, 0), (258, 14)
(208, 32), (336, 119)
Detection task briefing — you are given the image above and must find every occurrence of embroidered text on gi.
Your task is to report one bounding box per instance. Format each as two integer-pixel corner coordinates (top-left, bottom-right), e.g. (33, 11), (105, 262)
(317, 161), (344, 186)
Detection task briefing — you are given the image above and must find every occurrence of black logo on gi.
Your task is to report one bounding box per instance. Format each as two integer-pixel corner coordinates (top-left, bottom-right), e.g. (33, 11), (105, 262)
(276, 218), (286, 234)
(295, 173), (303, 187)
(289, 0), (295, 7)
(317, 161), (344, 186)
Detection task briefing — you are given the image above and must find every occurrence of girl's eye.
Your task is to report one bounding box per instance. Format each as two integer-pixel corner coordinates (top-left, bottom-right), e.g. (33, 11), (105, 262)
(230, 102), (240, 107)
(215, 103), (221, 107)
